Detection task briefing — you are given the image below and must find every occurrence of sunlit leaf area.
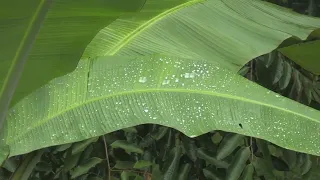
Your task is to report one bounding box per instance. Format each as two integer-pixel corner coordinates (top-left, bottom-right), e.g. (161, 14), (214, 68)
(0, 0), (320, 179)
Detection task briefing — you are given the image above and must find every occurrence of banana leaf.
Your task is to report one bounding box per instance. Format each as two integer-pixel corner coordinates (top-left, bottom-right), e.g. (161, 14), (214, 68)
(0, 0), (145, 108)
(84, 0), (320, 72)
(3, 55), (320, 161)
(0, 0), (146, 165)
(1, 0), (320, 164)
(279, 40), (320, 75)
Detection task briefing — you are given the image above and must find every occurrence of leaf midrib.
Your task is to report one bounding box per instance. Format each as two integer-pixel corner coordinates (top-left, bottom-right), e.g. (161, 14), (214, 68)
(106, 0), (205, 55)
(8, 88), (318, 144)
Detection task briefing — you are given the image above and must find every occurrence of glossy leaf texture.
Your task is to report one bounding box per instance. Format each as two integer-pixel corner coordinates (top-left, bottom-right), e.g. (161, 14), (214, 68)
(0, 0), (146, 106)
(3, 55), (320, 161)
(83, 0), (320, 72)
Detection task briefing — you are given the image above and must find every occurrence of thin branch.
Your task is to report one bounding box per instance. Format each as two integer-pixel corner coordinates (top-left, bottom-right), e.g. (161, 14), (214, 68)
(110, 168), (152, 176)
(143, 169), (151, 180)
(250, 60), (254, 81)
(102, 135), (111, 179)
(250, 137), (253, 161)
(250, 60), (254, 161)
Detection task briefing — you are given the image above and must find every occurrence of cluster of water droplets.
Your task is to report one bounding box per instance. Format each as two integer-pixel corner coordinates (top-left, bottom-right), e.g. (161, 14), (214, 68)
(5, 56), (320, 156)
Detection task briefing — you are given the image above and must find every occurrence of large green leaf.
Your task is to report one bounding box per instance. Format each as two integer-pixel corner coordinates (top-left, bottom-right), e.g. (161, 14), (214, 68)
(0, 0), (145, 107)
(2, 0), (320, 164)
(0, 0), (52, 155)
(83, 0), (320, 72)
(4, 55), (320, 160)
(279, 40), (320, 75)
(0, 0), (145, 164)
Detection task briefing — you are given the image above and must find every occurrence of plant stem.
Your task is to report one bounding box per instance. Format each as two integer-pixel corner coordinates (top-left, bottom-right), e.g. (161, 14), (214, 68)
(110, 168), (152, 176)
(102, 135), (111, 179)
(250, 60), (254, 161)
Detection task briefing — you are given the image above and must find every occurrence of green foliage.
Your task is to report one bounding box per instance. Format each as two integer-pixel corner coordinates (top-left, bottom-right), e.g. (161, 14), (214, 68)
(64, 150), (82, 172)
(111, 140), (144, 154)
(202, 167), (223, 180)
(72, 138), (99, 155)
(2, 0), (320, 165)
(225, 147), (250, 180)
(4, 54), (320, 161)
(177, 163), (192, 180)
(133, 160), (153, 169)
(11, 150), (44, 180)
(0, 126), (319, 179)
(114, 161), (134, 169)
(196, 148), (229, 168)
(253, 51), (320, 106)
(216, 133), (244, 160)
(0, 0), (320, 179)
(240, 164), (254, 180)
(0, 0), (145, 107)
(279, 40), (320, 75)
(70, 158), (103, 179)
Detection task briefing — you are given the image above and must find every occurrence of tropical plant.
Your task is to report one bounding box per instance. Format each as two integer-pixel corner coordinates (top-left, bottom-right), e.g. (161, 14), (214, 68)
(0, 0), (320, 179)
(1, 125), (320, 179)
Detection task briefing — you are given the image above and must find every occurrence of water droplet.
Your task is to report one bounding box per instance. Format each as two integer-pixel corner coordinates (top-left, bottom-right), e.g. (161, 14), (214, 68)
(139, 77), (147, 83)
(184, 72), (195, 78)
(162, 79), (170, 85)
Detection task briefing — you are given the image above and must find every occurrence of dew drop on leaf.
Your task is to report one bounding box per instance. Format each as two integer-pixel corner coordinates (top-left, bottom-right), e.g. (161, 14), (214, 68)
(139, 77), (147, 83)
(162, 80), (170, 85)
